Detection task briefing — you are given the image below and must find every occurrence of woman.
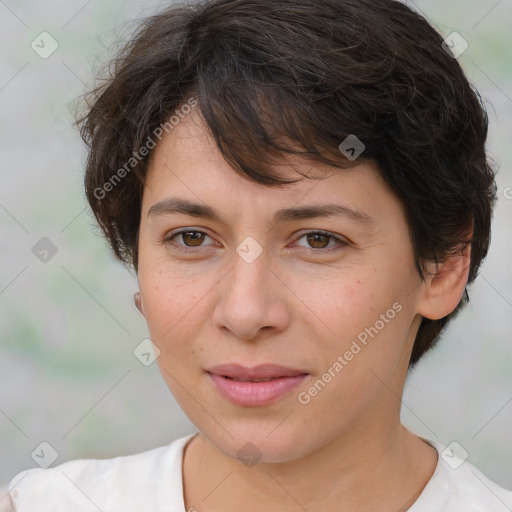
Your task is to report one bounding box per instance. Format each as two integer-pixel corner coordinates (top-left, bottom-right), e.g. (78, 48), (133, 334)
(4, 0), (511, 510)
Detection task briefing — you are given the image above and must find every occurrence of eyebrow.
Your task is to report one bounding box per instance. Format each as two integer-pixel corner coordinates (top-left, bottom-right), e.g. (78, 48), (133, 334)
(147, 197), (373, 225)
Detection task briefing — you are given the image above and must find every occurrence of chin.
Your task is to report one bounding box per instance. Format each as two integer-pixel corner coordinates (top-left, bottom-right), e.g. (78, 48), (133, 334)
(200, 421), (314, 465)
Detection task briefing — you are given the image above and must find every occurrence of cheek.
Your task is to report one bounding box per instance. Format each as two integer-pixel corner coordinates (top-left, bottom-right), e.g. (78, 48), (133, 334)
(139, 267), (212, 402)
(307, 268), (413, 371)
(297, 296), (411, 423)
(138, 264), (212, 347)
(302, 271), (386, 342)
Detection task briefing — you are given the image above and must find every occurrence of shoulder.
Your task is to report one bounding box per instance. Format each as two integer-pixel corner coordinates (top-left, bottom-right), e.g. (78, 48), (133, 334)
(5, 433), (195, 512)
(0, 487), (14, 512)
(443, 458), (512, 511)
(412, 439), (512, 512)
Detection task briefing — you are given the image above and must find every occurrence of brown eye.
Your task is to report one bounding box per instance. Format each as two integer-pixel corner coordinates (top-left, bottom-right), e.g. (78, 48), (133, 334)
(294, 230), (347, 252)
(165, 229), (215, 251)
(306, 232), (331, 249)
(179, 231), (206, 247)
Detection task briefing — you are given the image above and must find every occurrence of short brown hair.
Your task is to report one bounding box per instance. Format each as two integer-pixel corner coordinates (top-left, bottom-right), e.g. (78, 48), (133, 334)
(76, 0), (496, 366)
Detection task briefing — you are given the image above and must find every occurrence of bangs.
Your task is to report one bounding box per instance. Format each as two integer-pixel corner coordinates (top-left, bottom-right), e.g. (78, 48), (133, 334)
(175, 5), (385, 186)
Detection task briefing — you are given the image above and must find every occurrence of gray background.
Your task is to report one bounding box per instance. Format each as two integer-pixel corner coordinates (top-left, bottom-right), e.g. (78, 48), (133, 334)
(1, 0), (511, 490)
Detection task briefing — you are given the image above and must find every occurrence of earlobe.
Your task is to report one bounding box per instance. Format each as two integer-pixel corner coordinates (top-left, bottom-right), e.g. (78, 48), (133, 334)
(134, 291), (144, 315)
(417, 244), (471, 321)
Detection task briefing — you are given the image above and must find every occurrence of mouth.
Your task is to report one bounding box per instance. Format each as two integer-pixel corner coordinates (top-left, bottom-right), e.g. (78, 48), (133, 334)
(206, 363), (309, 380)
(221, 376), (287, 382)
(206, 363), (309, 406)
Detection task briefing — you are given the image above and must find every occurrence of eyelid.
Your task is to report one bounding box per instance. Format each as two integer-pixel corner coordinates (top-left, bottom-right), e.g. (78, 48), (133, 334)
(291, 229), (348, 244)
(163, 227), (217, 252)
(289, 229), (349, 252)
(163, 227), (349, 253)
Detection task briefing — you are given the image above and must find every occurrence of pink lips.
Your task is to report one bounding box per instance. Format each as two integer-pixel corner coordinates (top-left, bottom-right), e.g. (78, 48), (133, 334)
(207, 363), (309, 407)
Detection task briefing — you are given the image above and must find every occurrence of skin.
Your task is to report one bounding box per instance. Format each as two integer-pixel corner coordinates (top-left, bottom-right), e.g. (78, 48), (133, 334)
(135, 107), (470, 511)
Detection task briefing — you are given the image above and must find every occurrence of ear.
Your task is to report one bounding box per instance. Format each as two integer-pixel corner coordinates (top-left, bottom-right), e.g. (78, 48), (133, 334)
(134, 291), (145, 316)
(418, 224), (473, 320)
(416, 242), (471, 321)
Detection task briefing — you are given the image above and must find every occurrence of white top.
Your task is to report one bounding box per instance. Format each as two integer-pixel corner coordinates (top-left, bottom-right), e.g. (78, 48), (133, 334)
(1, 432), (511, 511)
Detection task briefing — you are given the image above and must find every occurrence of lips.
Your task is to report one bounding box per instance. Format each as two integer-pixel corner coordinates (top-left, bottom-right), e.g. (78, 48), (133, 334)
(206, 363), (310, 407)
(206, 363), (309, 380)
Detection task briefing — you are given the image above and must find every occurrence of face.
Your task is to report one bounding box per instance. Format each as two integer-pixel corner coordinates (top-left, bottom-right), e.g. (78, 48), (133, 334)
(136, 108), (426, 463)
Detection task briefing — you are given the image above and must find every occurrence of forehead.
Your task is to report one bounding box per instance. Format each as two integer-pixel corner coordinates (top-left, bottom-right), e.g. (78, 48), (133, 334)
(142, 109), (399, 223)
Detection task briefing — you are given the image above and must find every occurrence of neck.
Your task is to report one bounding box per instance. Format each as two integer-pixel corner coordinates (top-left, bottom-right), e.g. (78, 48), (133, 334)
(182, 417), (438, 512)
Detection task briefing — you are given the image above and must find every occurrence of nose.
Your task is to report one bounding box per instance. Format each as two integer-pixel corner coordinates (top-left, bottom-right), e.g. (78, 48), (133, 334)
(212, 246), (291, 340)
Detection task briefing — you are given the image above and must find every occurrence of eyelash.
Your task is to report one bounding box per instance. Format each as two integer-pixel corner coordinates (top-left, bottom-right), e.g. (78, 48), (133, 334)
(163, 228), (348, 255)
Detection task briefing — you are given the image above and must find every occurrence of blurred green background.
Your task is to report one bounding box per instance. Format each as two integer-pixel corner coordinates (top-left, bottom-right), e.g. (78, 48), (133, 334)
(1, 0), (511, 489)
